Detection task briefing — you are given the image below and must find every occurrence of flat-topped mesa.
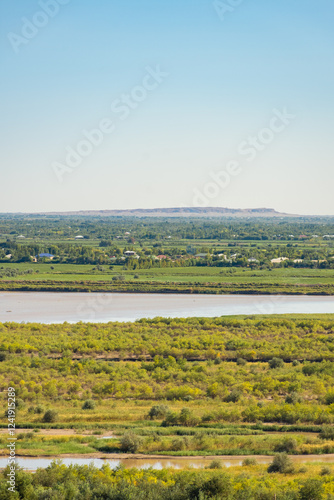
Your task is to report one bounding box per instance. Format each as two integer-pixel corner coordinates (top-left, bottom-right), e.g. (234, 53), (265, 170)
(36, 207), (295, 217)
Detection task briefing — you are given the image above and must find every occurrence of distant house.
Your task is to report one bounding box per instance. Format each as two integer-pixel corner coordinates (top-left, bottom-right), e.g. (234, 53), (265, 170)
(271, 257), (289, 264)
(156, 255), (168, 260)
(124, 251), (138, 258)
(75, 235), (84, 239)
(5, 254), (12, 259)
(248, 258), (259, 263)
(17, 235), (25, 239)
(195, 253), (210, 258)
(36, 253), (54, 260)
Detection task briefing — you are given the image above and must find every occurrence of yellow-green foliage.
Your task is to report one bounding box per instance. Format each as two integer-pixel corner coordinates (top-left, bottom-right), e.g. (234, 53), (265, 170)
(1, 461), (334, 499)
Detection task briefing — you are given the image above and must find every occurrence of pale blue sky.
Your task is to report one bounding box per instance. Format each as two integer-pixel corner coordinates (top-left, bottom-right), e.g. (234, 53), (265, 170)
(1, 0), (333, 215)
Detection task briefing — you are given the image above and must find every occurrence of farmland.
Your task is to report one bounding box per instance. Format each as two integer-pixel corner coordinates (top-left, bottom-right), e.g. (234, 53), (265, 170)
(1, 215), (334, 294)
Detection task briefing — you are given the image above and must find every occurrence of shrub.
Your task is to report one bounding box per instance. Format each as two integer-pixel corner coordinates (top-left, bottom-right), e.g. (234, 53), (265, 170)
(267, 453), (295, 474)
(269, 357), (284, 369)
(82, 399), (96, 410)
(147, 404), (169, 420)
(201, 474), (233, 498)
(274, 438), (298, 453)
(179, 408), (198, 427)
(206, 459), (223, 469)
(299, 478), (325, 500)
(162, 412), (179, 427)
(0, 352), (7, 362)
(171, 438), (187, 451)
(319, 426), (334, 440)
(112, 275), (125, 281)
(225, 389), (242, 403)
(237, 358), (247, 366)
(285, 392), (303, 404)
(120, 432), (143, 453)
(42, 409), (59, 423)
(325, 392), (334, 405)
(15, 398), (25, 409)
(35, 405), (44, 414)
(242, 458), (257, 466)
(302, 364), (318, 376)
(320, 466), (331, 476)
(162, 408), (199, 427)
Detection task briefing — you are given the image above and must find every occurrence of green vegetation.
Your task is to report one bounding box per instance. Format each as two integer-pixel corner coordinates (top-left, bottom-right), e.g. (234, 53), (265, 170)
(1, 216), (334, 294)
(1, 461), (334, 499)
(2, 316), (334, 458)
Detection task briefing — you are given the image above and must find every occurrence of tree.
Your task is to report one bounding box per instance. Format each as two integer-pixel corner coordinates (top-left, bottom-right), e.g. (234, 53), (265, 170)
(267, 453), (295, 474)
(120, 432), (143, 453)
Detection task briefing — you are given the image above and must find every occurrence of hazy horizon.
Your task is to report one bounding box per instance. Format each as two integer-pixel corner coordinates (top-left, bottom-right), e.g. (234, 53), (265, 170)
(1, 1), (333, 215)
(1, 206), (334, 218)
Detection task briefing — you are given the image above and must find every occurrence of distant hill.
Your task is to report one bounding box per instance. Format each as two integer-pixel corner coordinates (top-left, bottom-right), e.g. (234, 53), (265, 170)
(40, 207), (296, 218)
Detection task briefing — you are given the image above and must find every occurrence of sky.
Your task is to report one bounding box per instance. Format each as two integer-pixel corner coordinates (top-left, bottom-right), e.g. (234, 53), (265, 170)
(0, 0), (334, 215)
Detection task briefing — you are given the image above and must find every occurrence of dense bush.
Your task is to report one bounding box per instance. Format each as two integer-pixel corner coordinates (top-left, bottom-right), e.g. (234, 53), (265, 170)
(120, 431), (143, 453)
(1, 461), (332, 499)
(267, 453), (295, 474)
(274, 437), (298, 453)
(269, 357), (284, 369)
(82, 399), (96, 410)
(42, 409), (59, 423)
(319, 426), (334, 440)
(147, 404), (169, 420)
(242, 458), (257, 466)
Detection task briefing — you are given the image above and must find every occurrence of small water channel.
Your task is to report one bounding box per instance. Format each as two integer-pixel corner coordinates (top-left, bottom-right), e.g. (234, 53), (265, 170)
(2, 455), (334, 471)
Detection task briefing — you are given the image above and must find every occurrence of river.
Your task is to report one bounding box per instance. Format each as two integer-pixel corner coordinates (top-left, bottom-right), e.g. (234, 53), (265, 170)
(0, 292), (333, 323)
(2, 455), (334, 471)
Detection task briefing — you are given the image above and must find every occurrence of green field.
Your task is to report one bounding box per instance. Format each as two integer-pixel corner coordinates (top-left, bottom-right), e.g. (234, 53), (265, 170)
(1, 263), (334, 294)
